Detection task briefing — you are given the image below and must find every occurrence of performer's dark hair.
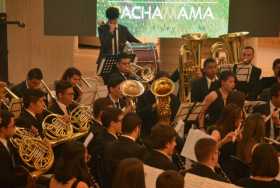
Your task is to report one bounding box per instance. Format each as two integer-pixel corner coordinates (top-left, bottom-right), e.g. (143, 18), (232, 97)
(122, 113), (142, 134)
(243, 46), (255, 54)
(156, 170), (184, 188)
(220, 71), (235, 81)
(106, 7), (120, 20)
(61, 67), (81, 81)
(195, 138), (217, 162)
(27, 68), (43, 80)
(55, 81), (73, 97)
(0, 110), (14, 128)
(23, 89), (46, 109)
(272, 58), (280, 69)
(203, 58), (216, 68)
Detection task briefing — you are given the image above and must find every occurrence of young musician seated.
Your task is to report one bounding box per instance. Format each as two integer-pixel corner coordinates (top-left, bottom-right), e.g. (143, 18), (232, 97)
(156, 170), (184, 188)
(106, 75), (127, 110)
(48, 81), (76, 116)
(49, 142), (91, 188)
(143, 124), (178, 171)
(198, 71), (236, 130)
(253, 84), (280, 139)
(191, 58), (220, 102)
(237, 143), (280, 188)
(11, 68), (43, 97)
(104, 112), (146, 187)
(61, 67), (82, 102)
(87, 107), (123, 188)
(16, 89), (46, 136)
(233, 46), (261, 100)
(0, 110), (19, 188)
(183, 138), (230, 183)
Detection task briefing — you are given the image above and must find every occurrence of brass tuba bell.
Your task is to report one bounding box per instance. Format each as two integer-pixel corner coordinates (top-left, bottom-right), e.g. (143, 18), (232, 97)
(120, 80), (145, 112)
(179, 33), (207, 102)
(151, 77), (175, 125)
(211, 31), (249, 72)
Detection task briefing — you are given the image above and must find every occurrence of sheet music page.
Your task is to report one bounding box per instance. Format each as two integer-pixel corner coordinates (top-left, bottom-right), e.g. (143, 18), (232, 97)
(181, 129), (212, 161)
(144, 164), (163, 188)
(184, 173), (241, 188)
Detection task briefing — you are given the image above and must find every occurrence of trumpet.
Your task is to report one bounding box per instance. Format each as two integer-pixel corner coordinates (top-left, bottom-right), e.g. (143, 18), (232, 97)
(129, 63), (155, 83)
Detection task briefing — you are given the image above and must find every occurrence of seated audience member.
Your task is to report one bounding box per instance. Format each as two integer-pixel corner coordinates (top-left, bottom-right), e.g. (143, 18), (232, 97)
(104, 113), (145, 185)
(49, 81), (76, 116)
(183, 138), (229, 182)
(253, 84), (280, 139)
(236, 114), (265, 164)
(198, 71), (236, 130)
(0, 110), (18, 188)
(144, 124), (178, 171)
(61, 67), (83, 102)
(137, 71), (180, 138)
(16, 89), (46, 136)
(237, 143), (280, 188)
(87, 107), (123, 188)
(190, 58), (220, 102)
(112, 158), (145, 188)
(233, 46), (261, 100)
(49, 142), (91, 188)
(156, 170), (184, 188)
(11, 68), (43, 97)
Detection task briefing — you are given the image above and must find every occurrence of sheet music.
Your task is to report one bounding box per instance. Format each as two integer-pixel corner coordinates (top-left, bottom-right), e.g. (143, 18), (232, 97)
(144, 164), (163, 188)
(184, 173), (241, 188)
(181, 129), (212, 161)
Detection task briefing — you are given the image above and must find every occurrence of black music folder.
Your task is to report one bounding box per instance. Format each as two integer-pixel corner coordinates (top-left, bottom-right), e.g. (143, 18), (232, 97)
(97, 54), (119, 76)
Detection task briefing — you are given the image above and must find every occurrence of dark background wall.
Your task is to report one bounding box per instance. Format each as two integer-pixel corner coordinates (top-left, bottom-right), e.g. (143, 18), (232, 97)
(44, 0), (280, 37)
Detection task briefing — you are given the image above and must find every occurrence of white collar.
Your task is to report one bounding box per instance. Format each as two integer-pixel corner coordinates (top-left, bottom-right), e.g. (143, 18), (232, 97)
(57, 100), (68, 115)
(109, 94), (120, 104)
(121, 135), (135, 142)
(25, 109), (37, 118)
(206, 76), (218, 82)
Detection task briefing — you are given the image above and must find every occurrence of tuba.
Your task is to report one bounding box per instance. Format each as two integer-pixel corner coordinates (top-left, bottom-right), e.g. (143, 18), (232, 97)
(151, 77), (175, 124)
(10, 127), (54, 173)
(0, 84), (23, 119)
(211, 31), (249, 72)
(120, 80), (145, 112)
(179, 33), (207, 102)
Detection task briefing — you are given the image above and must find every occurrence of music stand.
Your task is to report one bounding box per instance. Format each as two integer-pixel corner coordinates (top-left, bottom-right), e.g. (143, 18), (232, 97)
(97, 54), (119, 76)
(186, 103), (204, 122)
(236, 67), (250, 82)
(9, 98), (23, 119)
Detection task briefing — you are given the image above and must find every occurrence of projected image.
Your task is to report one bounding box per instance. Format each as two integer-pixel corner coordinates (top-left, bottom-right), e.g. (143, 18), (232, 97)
(97, 0), (230, 38)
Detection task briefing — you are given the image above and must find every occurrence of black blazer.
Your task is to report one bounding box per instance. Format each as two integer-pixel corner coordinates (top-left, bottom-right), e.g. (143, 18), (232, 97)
(106, 95), (126, 110)
(253, 102), (280, 138)
(233, 64), (262, 100)
(0, 141), (16, 188)
(186, 163), (229, 182)
(97, 24), (140, 65)
(11, 81), (27, 98)
(260, 76), (277, 91)
(191, 77), (220, 102)
(48, 101), (76, 116)
(16, 109), (43, 135)
(143, 150), (178, 171)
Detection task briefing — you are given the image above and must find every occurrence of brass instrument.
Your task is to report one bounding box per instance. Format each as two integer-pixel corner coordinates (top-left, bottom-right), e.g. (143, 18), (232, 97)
(211, 31), (249, 71)
(130, 63), (155, 83)
(0, 85), (22, 119)
(40, 80), (56, 100)
(42, 113), (73, 141)
(151, 77), (175, 124)
(120, 80), (145, 112)
(10, 127), (54, 173)
(70, 105), (93, 132)
(179, 33), (207, 102)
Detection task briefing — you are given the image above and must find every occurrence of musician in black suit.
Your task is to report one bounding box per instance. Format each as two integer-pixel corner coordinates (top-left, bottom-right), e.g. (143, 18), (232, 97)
(0, 110), (18, 188)
(11, 68), (43, 97)
(184, 138), (229, 182)
(144, 124), (178, 171)
(106, 74), (128, 111)
(260, 58), (280, 92)
(253, 84), (280, 139)
(16, 89), (46, 136)
(61, 67), (82, 102)
(191, 58), (220, 102)
(48, 81), (76, 116)
(87, 107), (123, 188)
(104, 112), (145, 187)
(233, 46), (261, 100)
(97, 7), (140, 66)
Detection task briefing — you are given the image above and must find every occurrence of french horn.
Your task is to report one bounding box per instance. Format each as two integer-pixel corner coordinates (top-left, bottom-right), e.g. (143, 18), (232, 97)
(70, 105), (93, 132)
(120, 80), (145, 112)
(151, 77), (175, 124)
